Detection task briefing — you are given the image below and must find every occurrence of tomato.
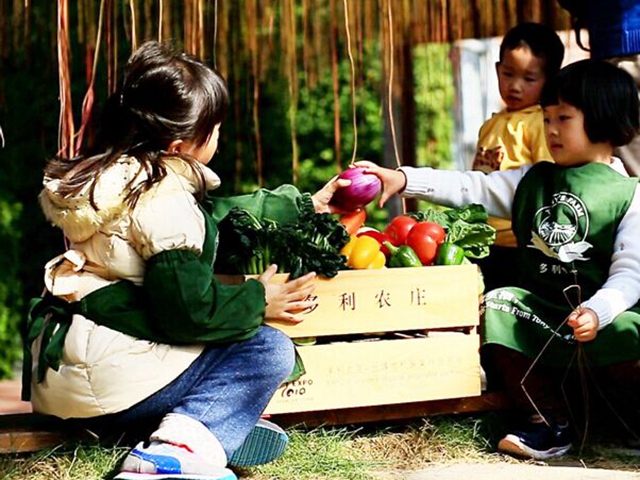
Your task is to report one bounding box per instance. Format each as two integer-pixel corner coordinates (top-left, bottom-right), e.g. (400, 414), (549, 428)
(406, 223), (439, 265)
(417, 221), (446, 244)
(384, 216), (417, 246)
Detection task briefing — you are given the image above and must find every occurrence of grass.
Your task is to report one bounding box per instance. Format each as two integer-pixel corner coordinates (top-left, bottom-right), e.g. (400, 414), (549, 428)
(1, 414), (639, 479)
(0, 443), (128, 480)
(247, 428), (379, 480)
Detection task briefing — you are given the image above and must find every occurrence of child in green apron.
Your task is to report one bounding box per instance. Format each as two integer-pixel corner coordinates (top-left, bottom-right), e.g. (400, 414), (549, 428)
(359, 59), (640, 460)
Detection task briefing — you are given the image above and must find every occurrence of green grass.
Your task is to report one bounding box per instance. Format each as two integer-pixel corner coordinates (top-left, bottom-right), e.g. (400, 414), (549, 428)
(247, 428), (381, 480)
(1, 414), (639, 479)
(0, 443), (128, 479)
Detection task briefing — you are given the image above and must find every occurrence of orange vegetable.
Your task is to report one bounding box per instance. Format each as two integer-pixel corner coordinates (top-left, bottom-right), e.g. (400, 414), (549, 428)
(339, 209), (367, 236)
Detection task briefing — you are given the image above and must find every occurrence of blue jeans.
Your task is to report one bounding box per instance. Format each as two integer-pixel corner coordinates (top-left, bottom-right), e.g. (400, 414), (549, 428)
(81, 325), (294, 458)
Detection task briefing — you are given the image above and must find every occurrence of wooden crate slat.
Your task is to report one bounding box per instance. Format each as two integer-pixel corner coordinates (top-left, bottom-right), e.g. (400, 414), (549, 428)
(265, 334), (481, 415)
(219, 264), (480, 338)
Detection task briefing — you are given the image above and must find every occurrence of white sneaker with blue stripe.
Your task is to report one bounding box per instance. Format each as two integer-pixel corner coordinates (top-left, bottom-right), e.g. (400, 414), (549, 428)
(115, 441), (237, 480)
(228, 418), (288, 467)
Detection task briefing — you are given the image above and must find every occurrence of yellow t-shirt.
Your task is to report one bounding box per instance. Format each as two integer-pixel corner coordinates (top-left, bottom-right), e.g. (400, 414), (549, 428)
(473, 105), (553, 247)
(472, 105), (552, 172)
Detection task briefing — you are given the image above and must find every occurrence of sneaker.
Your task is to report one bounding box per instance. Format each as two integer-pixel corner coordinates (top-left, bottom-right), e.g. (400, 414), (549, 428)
(115, 441), (237, 480)
(498, 416), (572, 460)
(228, 418), (288, 467)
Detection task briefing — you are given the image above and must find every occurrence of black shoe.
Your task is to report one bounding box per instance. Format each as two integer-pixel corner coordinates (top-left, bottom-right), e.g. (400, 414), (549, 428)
(498, 416), (572, 460)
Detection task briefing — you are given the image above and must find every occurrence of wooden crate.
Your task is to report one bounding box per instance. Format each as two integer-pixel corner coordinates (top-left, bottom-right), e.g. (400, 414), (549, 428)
(218, 264), (479, 338)
(218, 265), (481, 414)
(0, 266), (484, 454)
(264, 334), (480, 414)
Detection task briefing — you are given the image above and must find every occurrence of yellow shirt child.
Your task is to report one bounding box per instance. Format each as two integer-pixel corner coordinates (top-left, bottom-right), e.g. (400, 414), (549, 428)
(471, 24), (564, 248)
(473, 104), (551, 172)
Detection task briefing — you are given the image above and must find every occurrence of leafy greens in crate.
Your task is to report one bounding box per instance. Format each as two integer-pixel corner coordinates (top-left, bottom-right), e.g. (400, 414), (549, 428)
(409, 204), (496, 259)
(215, 202), (351, 278)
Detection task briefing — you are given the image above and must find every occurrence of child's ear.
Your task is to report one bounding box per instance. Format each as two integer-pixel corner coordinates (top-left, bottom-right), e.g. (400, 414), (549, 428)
(495, 61), (501, 74)
(167, 139), (186, 154)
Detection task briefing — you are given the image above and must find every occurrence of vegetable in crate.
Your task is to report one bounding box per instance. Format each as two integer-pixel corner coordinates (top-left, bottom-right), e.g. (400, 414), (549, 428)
(215, 207), (276, 275)
(409, 204), (496, 259)
(384, 215), (417, 246)
(329, 167), (382, 212)
(341, 236), (386, 269)
(414, 221), (445, 244)
(434, 242), (466, 266)
(356, 228), (392, 257)
(216, 202), (350, 278)
(383, 241), (422, 268)
(339, 209), (367, 236)
(405, 222), (443, 265)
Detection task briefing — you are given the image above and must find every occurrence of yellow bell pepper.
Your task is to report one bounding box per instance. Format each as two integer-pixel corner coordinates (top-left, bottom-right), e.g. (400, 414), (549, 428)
(340, 236), (358, 257)
(341, 235), (386, 269)
(367, 251), (386, 269)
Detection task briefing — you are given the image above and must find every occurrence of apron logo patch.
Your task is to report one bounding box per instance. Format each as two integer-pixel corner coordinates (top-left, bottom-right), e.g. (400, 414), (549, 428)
(529, 192), (592, 263)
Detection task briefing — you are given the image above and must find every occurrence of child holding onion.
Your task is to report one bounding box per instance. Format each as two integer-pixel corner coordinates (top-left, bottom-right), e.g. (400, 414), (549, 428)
(360, 59), (640, 460)
(25, 41), (350, 480)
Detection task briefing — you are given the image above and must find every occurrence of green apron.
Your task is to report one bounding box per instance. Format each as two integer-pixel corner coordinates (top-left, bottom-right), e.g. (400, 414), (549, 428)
(481, 162), (640, 367)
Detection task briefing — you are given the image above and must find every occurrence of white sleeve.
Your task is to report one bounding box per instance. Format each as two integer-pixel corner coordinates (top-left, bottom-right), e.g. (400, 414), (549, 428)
(130, 181), (206, 261)
(582, 184), (640, 330)
(399, 166), (531, 219)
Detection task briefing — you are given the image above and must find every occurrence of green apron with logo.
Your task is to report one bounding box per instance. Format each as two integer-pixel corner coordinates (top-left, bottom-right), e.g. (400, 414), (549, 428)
(481, 162), (640, 367)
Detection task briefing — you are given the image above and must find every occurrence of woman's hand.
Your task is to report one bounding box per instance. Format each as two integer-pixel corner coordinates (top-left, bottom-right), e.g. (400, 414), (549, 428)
(258, 264), (317, 323)
(354, 160), (407, 207)
(567, 307), (599, 342)
(311, 176), (352, 214)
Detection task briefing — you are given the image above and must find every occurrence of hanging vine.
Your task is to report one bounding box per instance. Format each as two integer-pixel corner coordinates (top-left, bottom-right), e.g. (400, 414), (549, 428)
(342, 0), (358, 166)
(75, 0), (107, 153)
(329, 0), (342, 172)
(6, 0), (572, 189)
(283, 0), (300, 183)
(247, 0), (263, 186)
(57, 0), (74, 157)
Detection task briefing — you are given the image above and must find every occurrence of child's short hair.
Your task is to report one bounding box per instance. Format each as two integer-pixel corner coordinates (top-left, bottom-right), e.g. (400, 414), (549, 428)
(541, 59), (640, 147)
(499, 23), (564, 79)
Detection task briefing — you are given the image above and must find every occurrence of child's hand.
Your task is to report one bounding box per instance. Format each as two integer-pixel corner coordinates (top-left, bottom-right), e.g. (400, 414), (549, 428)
(567, 307), (599, 342)
(354, 160), (406, 207)
(258, 264), (317, 323)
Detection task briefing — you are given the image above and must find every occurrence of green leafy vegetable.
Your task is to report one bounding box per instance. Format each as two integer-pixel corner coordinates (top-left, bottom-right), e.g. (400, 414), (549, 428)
(408, 208), (450, 229)
(215, 202), (350, 278)
(445, 203), (488, 223)
(446, 221), (495, 259)
(409, 203), (495, 259)
(216, 208), (278, 275)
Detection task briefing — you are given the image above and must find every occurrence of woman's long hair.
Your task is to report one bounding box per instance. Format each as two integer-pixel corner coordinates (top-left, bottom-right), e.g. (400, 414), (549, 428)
(45, 41), (229, 209)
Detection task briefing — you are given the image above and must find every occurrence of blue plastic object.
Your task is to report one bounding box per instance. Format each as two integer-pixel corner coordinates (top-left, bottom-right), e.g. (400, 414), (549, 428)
(588, 0), (640, 59)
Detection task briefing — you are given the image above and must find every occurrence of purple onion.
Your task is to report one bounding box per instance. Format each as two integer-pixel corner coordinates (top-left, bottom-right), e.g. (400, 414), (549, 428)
(330, 167), (382, 212)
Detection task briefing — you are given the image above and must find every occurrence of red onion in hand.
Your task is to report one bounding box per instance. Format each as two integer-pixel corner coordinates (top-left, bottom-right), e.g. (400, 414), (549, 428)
(330, 167), (382, 212)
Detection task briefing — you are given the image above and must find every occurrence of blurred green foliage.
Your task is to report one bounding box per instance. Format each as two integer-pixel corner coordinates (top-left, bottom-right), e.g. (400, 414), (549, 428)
(414, 44), (454, 170)
(0, 200), (24, 378)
